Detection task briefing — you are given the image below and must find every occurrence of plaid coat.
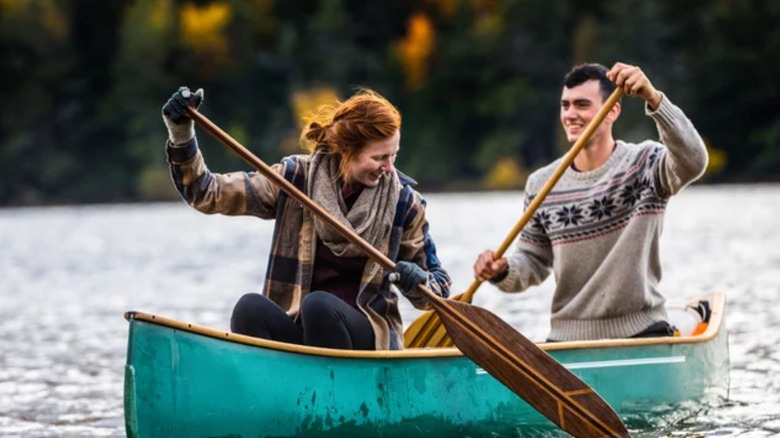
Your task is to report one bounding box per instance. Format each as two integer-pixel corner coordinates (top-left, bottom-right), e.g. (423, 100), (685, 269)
(167, 137), (451, 350)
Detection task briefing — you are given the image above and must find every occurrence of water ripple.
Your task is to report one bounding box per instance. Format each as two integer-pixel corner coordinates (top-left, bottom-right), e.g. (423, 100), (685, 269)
(2, 185), (780, 436)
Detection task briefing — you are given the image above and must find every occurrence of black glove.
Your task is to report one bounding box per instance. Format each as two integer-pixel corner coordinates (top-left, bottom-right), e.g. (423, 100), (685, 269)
(162, 86), (204, 144)
(162, 86), (203, 124)
(389, 261), (428, 299)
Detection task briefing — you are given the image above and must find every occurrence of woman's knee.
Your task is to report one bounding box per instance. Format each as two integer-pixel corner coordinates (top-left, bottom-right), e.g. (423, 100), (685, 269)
(231, 293), (272, 322)
(234, 292), (267, 310)
(301, 291), (340, 319)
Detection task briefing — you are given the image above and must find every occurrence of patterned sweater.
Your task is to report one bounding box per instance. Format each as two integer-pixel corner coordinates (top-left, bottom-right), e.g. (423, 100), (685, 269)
(495, 94), (708, 341)
(167, 139), (451, 350)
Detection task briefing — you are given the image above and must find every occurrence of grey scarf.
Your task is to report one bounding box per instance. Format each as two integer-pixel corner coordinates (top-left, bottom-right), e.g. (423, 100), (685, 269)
(308, 152), (400, 258)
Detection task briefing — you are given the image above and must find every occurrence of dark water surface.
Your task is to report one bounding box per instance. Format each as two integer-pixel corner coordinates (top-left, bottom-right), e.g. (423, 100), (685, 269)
(1, 185), (779, 437)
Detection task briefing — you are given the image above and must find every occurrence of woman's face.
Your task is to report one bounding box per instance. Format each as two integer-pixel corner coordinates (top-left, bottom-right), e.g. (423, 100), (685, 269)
(347, 130), (400, 187)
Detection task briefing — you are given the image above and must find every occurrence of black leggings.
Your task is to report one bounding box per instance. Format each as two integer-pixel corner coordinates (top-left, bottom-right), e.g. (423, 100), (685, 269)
(230, 291), (376, 350)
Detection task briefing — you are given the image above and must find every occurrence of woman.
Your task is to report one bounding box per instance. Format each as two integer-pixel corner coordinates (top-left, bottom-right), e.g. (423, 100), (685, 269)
(162, 87), (451, 350)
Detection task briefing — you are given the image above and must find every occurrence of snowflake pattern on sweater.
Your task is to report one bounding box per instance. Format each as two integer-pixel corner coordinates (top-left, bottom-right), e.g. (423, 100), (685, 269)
(521, 144), (666, 248)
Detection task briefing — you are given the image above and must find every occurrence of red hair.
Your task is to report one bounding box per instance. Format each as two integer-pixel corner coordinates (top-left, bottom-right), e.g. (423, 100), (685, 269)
(300, 88), (401, 183)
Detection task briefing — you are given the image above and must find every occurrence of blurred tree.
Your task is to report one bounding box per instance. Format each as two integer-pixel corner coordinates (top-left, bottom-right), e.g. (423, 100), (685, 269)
(394, 0), (577, 187)
(0, 0), (134, 204)
(0, 0), (776, 205)
(660, 0), (780, 181)
(179, 1), (233, 74)
(109, 0), (178, 201)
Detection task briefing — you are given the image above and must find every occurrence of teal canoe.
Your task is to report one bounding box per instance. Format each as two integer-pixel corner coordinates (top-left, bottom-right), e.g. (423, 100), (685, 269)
(123, 293), (729, 437)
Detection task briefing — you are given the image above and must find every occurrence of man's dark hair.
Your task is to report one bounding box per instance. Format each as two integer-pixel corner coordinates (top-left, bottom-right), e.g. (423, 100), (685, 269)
(564, 63), (617, 102)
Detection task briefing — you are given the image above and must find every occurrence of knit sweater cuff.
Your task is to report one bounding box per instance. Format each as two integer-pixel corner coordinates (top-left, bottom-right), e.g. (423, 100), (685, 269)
(166, 136), (199, 163)
(488, 267), (509, 284)
(493, 257), (523, 292)
(645, 92), (679, 128)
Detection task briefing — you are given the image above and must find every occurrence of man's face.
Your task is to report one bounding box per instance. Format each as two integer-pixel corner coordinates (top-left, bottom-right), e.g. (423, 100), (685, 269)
(560, 80), (610, 144)
(347, 130), (400, 187)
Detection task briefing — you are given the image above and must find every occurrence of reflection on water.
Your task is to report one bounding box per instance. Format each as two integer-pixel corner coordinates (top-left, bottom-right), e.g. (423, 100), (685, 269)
(1, 185), (779, 437)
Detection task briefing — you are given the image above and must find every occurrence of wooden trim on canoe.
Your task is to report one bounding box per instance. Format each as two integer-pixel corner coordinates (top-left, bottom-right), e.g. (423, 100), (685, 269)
(125, 292), (725, 359)
(541, 292), (726, 352)
(125, 311), (463, 359)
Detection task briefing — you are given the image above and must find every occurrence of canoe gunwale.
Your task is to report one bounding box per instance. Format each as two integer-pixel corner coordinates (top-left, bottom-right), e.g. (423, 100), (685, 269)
(124, 292), (725, 359)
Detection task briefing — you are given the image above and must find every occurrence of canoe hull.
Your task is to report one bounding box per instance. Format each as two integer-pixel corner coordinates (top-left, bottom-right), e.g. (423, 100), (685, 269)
(124, 294), (729, 437)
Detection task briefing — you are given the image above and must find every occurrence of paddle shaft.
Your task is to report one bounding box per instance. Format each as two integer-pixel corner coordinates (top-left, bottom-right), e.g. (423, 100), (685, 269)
(186, 106), (629, 437)
(405, 88), (624, 348)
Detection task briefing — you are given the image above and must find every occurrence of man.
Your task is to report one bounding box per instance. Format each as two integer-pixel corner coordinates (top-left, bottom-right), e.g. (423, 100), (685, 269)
(473, 62), (708, 342)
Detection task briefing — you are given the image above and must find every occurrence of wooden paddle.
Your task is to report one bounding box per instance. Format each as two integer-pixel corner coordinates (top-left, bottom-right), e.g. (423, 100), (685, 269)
(404, 88), (624, 349)
(185, 105), (629, 437)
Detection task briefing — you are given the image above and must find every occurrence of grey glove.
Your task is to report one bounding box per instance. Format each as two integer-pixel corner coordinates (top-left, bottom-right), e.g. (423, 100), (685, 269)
(162, 86), (204, 145)
(389, 261), (428, 299)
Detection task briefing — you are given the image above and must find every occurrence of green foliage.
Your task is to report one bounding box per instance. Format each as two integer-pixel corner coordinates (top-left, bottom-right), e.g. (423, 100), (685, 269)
(659, 0), (780, 181)
(0, 0), (777, 205)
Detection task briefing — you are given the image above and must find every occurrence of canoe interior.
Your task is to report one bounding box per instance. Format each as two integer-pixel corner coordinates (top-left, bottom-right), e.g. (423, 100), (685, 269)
(124, 293), (729, 437)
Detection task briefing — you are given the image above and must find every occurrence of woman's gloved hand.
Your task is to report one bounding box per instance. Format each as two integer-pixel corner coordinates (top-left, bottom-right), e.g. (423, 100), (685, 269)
(161, 86), (204, 145)
(389, 261), (428, 300)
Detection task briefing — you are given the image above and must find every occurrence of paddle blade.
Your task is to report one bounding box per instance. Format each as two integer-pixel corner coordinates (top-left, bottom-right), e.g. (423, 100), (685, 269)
(403, 309), (438, 348)
(432, 299), (630, 438)
(404, 292), (468, 348)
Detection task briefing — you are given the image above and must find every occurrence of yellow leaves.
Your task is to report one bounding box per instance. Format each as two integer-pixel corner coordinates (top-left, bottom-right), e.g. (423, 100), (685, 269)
(179, 2), (232, 61)
(291, 86), (341, 125)
(705, 143), (728, 177)
(484, 157), (527, 190)
(698, 136), (727, 178)
(288, 86), (341, 153)
(394, 14), (436, 91)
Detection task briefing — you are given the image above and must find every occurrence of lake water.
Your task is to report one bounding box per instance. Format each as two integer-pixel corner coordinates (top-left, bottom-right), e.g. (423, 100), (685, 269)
(1, 185), (779, 437)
